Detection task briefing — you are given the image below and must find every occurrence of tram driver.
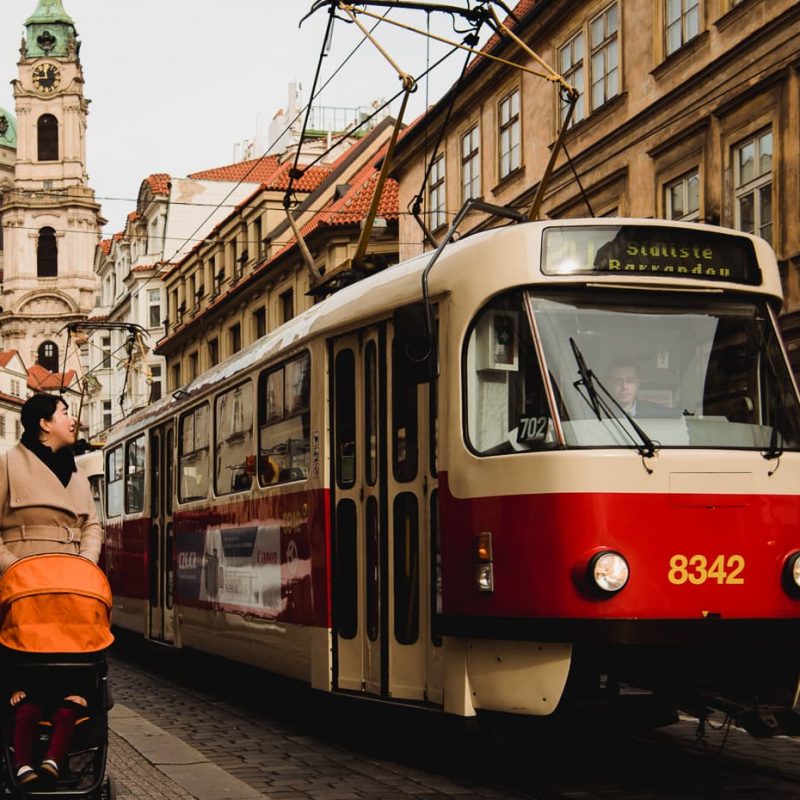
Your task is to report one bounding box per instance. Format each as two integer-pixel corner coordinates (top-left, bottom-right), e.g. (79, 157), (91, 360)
(608, 359), (678, 418)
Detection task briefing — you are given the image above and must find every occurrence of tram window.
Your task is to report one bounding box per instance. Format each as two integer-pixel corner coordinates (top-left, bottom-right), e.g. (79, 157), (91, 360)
(215, 381), (254, 495)
(179, 404), (210, 502)
(366, 495), (379, 642)
(394, 493), (419, 646)
(150, 433), (160, 514)
(335, 500), (358, 640)
(125, 435), (146, 514)
(430, 489), (442, 647)
(465, 292), (555, 455)
(335, 349), (356, 488)
(257, 352), (310, 486)
(165, 429), (174, 515)
(392, 344), (418, 482)
(106, 445), (123, 518)
(364, 341), (378, 486)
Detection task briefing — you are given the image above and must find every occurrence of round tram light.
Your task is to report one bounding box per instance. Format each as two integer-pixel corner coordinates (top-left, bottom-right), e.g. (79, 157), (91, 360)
(588, 551), (629, 594)
(783, 551), (800, 597)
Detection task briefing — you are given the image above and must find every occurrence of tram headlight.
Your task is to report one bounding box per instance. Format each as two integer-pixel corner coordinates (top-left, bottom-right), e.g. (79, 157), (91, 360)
(783, 551), (800, 597)
(588, 551), (629, 594)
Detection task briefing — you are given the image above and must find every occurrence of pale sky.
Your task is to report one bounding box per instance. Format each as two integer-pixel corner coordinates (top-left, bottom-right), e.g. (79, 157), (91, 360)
(1, 0), (489, 235)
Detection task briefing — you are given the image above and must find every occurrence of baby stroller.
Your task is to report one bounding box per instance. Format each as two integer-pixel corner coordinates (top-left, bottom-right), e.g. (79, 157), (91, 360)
(0, 555), (115, 799)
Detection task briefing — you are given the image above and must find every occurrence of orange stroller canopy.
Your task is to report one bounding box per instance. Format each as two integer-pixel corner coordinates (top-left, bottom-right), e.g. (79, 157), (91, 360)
(0, 554), (113, 653)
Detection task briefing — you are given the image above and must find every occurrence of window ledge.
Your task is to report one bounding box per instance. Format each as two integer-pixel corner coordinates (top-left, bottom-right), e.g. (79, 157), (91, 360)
(715, 0), (758, 34)
(562, 92), (628, 141)
(650, 30), (710, 82)
(491, 165), (526, 196)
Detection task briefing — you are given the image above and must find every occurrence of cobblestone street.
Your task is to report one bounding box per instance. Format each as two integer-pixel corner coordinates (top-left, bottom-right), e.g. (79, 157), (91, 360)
(103, 639), (800, 800)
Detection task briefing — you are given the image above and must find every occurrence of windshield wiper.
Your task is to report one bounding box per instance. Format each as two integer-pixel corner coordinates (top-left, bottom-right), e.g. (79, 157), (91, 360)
(569, 337), (601, 419)
(569, 337), (658, 459)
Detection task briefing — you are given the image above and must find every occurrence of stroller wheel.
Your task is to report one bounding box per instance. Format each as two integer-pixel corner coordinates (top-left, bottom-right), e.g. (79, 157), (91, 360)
(98, 774), (116, 800)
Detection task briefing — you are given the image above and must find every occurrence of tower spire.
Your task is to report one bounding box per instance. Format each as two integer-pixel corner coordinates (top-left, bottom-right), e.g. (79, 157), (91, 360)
(24, 0), (77, 60)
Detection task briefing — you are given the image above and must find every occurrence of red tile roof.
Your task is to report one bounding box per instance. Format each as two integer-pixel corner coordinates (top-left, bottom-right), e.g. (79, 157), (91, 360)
(27, 364), (76, 391)
(469, 0), (536, 72)
(188, 155), (332, 193)
(0, 350), (20, 368)
(188, 156), (281, 183)
(260, 161), (332, 192)
(145, 173), (171, 196)
(99, 239), (112, 256)
(127, 211), (139, 222)
(274, 147), (398, 260)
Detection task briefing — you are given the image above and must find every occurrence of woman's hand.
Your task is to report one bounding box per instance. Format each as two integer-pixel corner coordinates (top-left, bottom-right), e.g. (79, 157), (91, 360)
(9, 690), (26, 706)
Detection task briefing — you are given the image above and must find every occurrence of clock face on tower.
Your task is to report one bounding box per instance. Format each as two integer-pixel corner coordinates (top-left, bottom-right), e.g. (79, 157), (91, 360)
(31, 63), (61, 94)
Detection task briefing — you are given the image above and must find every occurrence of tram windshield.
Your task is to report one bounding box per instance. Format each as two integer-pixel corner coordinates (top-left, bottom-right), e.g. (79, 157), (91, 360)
(464, 289), (800, 454)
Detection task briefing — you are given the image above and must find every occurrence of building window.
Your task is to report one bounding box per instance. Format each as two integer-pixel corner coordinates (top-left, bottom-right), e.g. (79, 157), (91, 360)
(102, 400), (112, 430)
(37, 227), (57, 277)
(10, 379), (19, 397)
(665, 170), (700, 221)
(559, 31), (585, 126)
(101, 336), (111, 369)
(37, 114), (58, 161)
(171, 363), (181, 390)
(252, 307), (267, 340)
(461, 126), (480, 202)
(590, 4), (619, 110)
(0, 415), (6, 437)
(280, 289), (294, 324)
(148, 289), (161, 328)
(14, 420), (20, 440)
(734, 128), (772, 245)
(150, 364), (162, 402)
(38, 340), (58, 372)
(188, 351), (199, 381)
(428, 154), (446, 230)
(208, 338), (219, 367)
(230, 323), (242, 355)
(666, 0), (700, 56)
(498, 88), (521, 180)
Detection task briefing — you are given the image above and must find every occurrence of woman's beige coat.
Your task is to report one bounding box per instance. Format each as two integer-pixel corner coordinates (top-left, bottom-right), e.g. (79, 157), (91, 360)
(0, 443), (103, 574)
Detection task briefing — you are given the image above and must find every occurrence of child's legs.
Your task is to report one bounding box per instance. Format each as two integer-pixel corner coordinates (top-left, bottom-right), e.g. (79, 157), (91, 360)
(13, 703), (43, 767)
(45, 702), (82, 766)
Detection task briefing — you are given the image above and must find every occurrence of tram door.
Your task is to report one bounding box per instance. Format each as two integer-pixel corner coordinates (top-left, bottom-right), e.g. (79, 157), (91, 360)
(331, 324), (442, 704)
(148, 423), (175, 643)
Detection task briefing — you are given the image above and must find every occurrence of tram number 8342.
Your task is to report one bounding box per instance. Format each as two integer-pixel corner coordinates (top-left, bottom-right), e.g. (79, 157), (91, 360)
(668, 554), (745, 585)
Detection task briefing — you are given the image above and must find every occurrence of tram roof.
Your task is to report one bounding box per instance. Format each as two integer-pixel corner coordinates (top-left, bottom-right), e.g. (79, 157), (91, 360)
(105, 218), (779, 444)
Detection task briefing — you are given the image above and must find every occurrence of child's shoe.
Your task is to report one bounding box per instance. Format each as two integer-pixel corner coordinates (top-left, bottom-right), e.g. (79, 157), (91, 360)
(39, 759), (59, 779)
(16, 765), (38, 784)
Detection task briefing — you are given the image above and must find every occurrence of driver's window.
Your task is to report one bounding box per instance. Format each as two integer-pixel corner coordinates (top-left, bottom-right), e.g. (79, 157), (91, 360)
(465, 292), (554, 455)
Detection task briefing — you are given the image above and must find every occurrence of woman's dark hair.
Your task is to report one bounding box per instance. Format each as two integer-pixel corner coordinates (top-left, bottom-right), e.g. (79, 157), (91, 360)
(20, 393), (68, 438)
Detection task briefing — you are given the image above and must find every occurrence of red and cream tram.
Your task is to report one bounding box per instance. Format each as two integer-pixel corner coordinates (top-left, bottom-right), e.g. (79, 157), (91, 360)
(102, 218), (800, 736)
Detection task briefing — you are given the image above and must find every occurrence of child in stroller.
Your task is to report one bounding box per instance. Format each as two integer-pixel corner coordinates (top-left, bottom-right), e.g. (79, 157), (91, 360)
(0, 554), (115, 799)
(10, 681), (88, 784)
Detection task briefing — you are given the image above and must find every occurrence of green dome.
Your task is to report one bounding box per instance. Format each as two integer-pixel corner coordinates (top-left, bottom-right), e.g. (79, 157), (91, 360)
(0, 109), (16, 150)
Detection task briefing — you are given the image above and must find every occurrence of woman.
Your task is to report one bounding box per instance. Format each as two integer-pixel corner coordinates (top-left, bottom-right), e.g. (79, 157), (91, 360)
(0, 394), (102, 575)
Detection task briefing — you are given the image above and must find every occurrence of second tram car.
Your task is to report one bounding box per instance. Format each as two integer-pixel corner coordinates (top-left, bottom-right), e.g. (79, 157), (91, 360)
(102, 219), (800, 736)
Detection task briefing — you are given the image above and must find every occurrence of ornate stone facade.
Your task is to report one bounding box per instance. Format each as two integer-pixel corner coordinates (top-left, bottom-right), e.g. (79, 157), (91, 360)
(0, 0), (102, 379)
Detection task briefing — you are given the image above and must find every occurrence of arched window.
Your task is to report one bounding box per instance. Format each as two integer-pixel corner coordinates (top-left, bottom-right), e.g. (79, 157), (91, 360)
(37, 114), (58, 161)
(37, 227), (57, 277)
(38, 341), (59, 373)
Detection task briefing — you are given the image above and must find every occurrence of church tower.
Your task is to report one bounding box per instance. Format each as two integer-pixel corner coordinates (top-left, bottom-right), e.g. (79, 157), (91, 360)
(0, 0), (103, 379)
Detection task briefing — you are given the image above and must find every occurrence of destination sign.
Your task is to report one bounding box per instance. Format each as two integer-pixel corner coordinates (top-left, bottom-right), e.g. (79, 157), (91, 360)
(541, 225), (761, 285)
